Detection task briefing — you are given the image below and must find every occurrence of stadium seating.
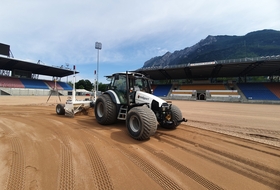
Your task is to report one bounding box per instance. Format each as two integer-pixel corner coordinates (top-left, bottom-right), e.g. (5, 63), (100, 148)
(170, 84), (228, 97)
(152, 84), (172, 97)
(0, 76), (73, 90)
(209, 90), (240, 96)
(238, 83), (279, 100)
(171, 90), (194, 97)
(20, 78), (49, 89)
(0, 76), (25, 88)
(179, 84), (226, 90)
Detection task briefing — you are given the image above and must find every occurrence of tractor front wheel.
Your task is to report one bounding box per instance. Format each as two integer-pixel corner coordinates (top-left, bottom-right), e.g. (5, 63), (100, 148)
(126, 106), (157, 140)
(161, 104), (183, 129)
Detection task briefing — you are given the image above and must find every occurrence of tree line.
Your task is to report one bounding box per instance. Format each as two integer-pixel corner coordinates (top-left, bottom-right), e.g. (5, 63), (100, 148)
(68, 79), (108, 92)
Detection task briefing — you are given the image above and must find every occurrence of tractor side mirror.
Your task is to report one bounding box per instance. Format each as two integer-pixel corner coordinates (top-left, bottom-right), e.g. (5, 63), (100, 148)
(115, 74), (119, 80)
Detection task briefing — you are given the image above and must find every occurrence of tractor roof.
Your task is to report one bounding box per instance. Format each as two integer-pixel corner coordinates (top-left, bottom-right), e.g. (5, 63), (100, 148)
(105, 71), (150, 79)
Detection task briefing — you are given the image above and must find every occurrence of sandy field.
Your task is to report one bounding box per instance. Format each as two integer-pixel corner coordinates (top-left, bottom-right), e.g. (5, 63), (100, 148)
(0, 96), (279, 190)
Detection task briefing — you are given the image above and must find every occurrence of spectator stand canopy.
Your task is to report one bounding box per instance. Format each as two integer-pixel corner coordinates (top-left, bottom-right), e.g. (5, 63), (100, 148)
(136, 55), (280, 82)
(0, 56), (77, 78)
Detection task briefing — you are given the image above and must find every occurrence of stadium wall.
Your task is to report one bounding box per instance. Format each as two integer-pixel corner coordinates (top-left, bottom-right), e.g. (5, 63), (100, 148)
(0, 87), (68, 96)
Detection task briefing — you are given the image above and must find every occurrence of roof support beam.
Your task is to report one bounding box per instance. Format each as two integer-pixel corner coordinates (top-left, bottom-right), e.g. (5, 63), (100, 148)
(238, 61), (262, 77)
(211, 64), (223, 78)
(184, 67), (192, 78)
(159, 69), (171, 79)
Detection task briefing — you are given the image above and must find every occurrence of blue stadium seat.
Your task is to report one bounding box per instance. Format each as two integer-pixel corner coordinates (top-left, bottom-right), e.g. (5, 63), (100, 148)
(153, 84), (172, 97)
(20, 78), (49, 89)
(238, 83), (279, 100)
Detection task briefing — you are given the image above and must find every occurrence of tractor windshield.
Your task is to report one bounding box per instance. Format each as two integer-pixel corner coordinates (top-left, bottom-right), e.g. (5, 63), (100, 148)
(134, 78), (151, 93)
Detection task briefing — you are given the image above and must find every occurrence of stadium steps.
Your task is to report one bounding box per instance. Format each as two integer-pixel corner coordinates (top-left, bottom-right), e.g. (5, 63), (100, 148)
(57, 81), (73, 90)
(44, 81), (64, 90)
(0, 88), (11, 95)
(233, 84), (247, 101)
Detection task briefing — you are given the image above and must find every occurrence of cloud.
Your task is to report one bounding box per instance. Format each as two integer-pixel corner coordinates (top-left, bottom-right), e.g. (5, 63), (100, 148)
(1, 0), (279, 83)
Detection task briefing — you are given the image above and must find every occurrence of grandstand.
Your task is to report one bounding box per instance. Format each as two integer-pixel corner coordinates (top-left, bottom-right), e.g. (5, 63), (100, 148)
(0, 75), (72, 96)
(138, 55), (280, 104)
(151, 82), (280, 103)
(0, 43), (74, 96)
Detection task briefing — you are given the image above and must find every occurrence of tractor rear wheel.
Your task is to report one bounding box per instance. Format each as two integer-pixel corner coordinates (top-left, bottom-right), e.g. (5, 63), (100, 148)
(56, 104), (65, 115)
(126, 106), (157, 140)
(95, 94), (117, 125)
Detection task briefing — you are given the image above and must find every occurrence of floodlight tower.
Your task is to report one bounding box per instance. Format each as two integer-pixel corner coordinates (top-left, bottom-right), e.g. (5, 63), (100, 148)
(65, 63), (70, 83)
(95, 42), (102, 94)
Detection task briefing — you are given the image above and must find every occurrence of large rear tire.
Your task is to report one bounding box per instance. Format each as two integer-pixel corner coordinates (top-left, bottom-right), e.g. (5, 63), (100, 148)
(126, 106), (157, 140)
(56, 104), (65, 115)
(161, 104), (182, 129)
(94, 94), (117, 125)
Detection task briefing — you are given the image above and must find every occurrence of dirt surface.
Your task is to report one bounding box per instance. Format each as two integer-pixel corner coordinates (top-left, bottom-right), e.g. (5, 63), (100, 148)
(0, 96), (280, 190)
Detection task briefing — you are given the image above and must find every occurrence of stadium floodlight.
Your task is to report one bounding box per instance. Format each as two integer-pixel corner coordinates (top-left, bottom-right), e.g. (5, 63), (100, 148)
(95, 42), (102, 93)
(95, 42), (102, 50)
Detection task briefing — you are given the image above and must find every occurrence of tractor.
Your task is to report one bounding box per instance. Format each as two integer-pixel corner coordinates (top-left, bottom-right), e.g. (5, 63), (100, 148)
(94, 71), (187, 140)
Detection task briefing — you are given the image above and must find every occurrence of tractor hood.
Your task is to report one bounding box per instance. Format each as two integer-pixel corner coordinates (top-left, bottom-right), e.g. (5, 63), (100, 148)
(135, 91), (167, 107)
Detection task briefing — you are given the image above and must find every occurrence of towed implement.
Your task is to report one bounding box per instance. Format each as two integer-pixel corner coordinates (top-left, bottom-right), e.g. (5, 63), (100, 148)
(55, 66), (95, 117)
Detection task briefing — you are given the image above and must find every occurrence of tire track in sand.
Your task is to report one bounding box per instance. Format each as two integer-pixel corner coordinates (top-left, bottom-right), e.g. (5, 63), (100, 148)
(115, 143), (183, 190)
(140, 144), (224, 190)
(83, 139), (114, 190)
(178, 127), (280, 156)
(0, 124), (25, 190)
(53, 121), (114, 190)
(55, 131), (75, 190)
(82, 127), (182, 190)
(51, 119), (114, 190)
(155, 131), (280, 189)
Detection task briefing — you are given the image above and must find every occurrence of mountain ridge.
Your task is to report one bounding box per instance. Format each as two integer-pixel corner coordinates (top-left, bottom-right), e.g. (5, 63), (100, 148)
(143, 29), (280, 68)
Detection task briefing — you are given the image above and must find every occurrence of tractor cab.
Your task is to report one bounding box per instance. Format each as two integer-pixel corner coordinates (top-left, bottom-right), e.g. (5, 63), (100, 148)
(106, 72), (152, 104)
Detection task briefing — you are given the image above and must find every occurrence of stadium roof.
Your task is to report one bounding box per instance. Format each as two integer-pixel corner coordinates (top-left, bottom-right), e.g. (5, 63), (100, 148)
(0, 56), (77, 77)
(136, 55), (280, 80)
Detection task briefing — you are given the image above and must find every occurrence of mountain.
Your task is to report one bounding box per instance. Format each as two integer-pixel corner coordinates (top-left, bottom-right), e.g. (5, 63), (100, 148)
(143, 29), (280, 68)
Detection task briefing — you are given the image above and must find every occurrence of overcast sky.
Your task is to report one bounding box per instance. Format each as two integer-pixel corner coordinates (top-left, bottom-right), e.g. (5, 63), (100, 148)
(1, 0), (279, 83)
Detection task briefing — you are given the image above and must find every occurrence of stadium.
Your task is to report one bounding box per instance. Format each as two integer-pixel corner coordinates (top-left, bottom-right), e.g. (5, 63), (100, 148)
(1, 42), (280, 104)
(137, 56), (280, 104)
(0, 43), (280, 189)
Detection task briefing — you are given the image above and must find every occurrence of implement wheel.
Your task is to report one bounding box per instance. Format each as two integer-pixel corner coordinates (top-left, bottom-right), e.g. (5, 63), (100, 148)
(56, 104), (65, 115)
